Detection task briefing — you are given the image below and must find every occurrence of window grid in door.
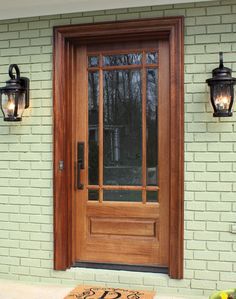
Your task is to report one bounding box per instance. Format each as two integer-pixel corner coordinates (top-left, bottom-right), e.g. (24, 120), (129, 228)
(88, 49), (159, 204)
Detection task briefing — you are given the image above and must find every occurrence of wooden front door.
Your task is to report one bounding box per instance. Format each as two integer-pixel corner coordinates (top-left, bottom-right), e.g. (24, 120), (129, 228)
(54, 17), (184, 278)
(74, 40), (170, 268)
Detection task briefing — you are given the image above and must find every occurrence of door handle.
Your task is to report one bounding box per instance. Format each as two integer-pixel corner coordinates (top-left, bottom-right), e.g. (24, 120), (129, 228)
(77, 142), (84, 190)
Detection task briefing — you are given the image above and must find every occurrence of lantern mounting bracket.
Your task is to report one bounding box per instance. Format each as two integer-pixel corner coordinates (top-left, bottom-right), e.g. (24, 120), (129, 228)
(20, 77), (30, 109)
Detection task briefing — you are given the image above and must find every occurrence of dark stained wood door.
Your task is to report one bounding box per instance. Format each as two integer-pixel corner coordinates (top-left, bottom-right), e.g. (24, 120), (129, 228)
(74, 40), (170, 267)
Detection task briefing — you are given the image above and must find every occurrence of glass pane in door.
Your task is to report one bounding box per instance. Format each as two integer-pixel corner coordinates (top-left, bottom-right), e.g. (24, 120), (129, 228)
(103, 53), (142, 66)
(103, 69), (142, 186)
(147, 191), (158, 203)
(88, 56), (99, 67)
(146, 52), (158, 64)
(146, 69), (158, 186)
(88, 190), (99, 201)
(88, 71), (99, 185)
(103, 190), (142, 202)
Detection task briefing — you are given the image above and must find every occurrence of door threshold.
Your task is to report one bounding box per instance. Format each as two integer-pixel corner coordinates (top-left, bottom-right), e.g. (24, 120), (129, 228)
(72, 261), (168, 274)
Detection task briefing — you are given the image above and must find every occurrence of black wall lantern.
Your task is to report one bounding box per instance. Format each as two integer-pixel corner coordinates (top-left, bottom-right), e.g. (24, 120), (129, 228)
(0, 64), (30, 121)
(206, 52), (236, 117)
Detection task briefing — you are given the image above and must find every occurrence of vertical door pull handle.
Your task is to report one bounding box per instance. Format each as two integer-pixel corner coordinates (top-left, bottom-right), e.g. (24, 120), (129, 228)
(77, 142), (84, 190)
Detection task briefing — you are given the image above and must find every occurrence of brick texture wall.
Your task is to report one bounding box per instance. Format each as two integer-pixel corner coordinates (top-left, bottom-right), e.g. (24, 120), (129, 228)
(0, 0), (236, 297)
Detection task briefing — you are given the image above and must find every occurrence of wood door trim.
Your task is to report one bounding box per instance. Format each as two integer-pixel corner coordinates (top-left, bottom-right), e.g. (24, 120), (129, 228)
(87, 185), (160, 191)
(98, 54), (104, 203)
(53, 17), (184, 278)
(88, 65), (159, 71)
(141, 50), (147, 204)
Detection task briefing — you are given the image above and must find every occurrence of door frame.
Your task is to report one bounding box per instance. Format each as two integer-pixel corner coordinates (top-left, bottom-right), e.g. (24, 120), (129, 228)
(53, 17), (184, 279)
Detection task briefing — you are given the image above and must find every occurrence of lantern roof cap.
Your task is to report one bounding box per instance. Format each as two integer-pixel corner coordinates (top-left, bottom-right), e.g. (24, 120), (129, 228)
(0, 78), (25, 92)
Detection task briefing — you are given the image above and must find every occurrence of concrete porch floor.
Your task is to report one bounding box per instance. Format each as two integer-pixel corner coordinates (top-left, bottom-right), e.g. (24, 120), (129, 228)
(0, 279), (208, 299)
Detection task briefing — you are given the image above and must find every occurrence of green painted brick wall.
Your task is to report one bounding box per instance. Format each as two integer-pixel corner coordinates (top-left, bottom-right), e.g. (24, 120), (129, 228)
(0, 0), (236, 297)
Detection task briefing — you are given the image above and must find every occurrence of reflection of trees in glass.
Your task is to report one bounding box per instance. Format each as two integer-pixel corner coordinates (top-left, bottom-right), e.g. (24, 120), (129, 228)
(103, 70), (142, 166)
(146, 52), (158, 64)
(88, 72), (98, 120)
(89, 138), (99, 184)
(103, 53), (142, 66)
(103, 69), (142, 185)
(147, 69), (158, 185)
(88, 56), (99, 67)
(88, 72), (99, 185)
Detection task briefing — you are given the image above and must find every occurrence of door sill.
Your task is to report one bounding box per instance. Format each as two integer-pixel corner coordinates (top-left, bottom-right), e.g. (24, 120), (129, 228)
(72, 261), (168, 274)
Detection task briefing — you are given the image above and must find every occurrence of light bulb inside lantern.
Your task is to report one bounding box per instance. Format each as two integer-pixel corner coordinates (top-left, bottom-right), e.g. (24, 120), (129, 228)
(215, 95), (231, 110)
(3, 94), (16, 117)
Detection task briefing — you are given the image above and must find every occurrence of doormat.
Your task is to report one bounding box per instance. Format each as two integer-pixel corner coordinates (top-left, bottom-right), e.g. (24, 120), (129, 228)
(64, 285), (155, 299)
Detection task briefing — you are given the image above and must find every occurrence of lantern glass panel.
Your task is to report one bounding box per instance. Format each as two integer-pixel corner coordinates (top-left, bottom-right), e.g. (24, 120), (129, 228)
(1, 91), (26, 119)
(212, 83), (232, 112)
(17, 92), (26, 118)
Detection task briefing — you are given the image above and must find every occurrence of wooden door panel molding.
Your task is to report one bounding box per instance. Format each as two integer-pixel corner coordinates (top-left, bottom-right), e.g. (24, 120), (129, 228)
(53, 17), (184, 278)
(89, 218), (156, 237)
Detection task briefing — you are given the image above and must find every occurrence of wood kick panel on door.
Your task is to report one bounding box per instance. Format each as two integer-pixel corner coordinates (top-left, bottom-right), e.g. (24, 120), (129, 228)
(74, 40), (170, 267)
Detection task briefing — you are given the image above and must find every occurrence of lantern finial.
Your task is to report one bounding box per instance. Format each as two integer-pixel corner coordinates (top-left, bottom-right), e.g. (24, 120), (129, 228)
(219, 52), (224, 69)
